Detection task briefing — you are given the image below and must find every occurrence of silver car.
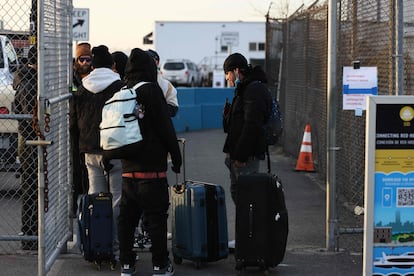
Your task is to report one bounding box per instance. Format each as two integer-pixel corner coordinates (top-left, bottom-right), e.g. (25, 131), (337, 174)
(160, 59), (201, 87)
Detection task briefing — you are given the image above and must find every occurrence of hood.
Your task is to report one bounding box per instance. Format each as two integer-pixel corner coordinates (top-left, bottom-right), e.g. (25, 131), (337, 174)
(124, 48), (157, 87)
(81, 67), (121, 93)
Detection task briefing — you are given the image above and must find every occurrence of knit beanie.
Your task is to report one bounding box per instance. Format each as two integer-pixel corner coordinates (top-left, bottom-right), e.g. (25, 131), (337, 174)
(223, 53), (248, 72)
(75, 42), (91, 59)
(91, 45), (113, 68)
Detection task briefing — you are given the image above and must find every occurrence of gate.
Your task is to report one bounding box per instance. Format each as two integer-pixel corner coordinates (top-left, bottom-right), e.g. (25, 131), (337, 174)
(0, 0), (72, 275)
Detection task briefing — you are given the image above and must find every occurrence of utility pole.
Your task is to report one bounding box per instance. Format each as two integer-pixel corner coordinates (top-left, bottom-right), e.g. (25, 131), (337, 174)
(326, 0), (338, 251)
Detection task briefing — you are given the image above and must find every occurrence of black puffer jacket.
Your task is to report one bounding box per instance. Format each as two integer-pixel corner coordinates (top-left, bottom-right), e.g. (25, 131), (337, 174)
(69, 68), (125, 154)
(119, 48), (182, 173)
(223, 66), (271, 162)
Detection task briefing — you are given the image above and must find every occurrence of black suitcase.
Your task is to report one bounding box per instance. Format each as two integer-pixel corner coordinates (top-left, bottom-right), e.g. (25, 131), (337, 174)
(78, 192), (116, 270)
(235, 151), (288, 272)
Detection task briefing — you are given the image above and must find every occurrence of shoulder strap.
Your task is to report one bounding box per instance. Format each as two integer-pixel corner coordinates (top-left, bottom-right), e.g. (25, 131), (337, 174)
(132, 81), (150, 90)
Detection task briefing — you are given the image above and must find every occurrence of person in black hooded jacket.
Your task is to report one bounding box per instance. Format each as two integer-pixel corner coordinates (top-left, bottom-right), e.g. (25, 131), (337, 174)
(222, 53), (271, 205)
(13, 46), (38, 250)
(117, 48), (181, 276)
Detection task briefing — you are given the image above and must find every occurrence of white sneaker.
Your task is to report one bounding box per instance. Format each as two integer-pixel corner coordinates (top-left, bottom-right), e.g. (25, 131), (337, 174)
(167, 232), (172, 240)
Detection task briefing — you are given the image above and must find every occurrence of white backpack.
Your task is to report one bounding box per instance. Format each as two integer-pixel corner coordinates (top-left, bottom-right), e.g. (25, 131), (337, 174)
(100, 82), (148, 151)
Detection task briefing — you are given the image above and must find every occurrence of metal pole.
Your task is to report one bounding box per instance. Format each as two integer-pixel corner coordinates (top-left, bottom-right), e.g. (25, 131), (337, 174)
(36, 0), (46, 274)
(395, 0), (403, 96)
(326, 0), (338, 251)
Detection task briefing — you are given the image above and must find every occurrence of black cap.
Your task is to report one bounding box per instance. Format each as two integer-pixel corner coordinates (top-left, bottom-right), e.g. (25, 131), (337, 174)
(223, 53), (248, 73)
(91, 45), (114, 68)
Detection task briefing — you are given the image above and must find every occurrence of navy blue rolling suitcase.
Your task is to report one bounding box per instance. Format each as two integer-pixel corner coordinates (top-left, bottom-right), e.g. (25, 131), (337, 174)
(235, 152), (288, 273)
(78, 192), (116, 270)
(171, 138), (228, 268)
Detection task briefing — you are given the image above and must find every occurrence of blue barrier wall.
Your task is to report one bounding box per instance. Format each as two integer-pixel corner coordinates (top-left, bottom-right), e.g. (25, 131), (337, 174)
(172, 87), (234, 132)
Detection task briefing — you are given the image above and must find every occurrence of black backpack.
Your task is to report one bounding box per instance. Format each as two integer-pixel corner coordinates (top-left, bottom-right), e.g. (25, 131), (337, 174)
(263, 96), (283, 145)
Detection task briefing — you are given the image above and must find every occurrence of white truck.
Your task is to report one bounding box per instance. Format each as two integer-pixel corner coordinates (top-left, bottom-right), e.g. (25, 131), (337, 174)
(0, 35), (20, 170)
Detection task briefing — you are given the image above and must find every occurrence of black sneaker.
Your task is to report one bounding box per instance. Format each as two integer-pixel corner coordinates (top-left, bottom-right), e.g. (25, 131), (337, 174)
(121, 263), (136, 276)
(152, 260), (174, 276)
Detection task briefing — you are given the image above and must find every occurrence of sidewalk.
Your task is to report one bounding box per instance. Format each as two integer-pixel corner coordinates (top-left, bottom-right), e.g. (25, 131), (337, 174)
(0, 129), (363, 275)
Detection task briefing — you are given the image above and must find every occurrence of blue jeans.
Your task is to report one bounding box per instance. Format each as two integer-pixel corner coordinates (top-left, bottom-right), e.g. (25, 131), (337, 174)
(118, 177), (170, 268)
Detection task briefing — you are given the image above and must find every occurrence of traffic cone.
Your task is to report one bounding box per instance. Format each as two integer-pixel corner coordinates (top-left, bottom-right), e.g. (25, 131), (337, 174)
(295, 124), (315, 172)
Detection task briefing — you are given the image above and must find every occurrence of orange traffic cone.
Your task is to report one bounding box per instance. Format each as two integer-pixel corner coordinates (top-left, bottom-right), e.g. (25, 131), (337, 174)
(295, 124), (315, 172)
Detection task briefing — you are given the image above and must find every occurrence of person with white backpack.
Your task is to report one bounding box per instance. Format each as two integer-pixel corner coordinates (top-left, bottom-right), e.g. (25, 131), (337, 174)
(115, 48), (182, 276)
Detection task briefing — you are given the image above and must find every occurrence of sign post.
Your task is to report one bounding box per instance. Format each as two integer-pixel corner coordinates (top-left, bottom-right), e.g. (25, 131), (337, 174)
(72, 8), (89, 41)
(364, 96), (414, 276)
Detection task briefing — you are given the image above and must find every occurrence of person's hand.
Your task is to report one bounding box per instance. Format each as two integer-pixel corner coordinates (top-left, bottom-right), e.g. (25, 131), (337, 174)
(234, 160), (246, 168)
(171, 164), (180, 174)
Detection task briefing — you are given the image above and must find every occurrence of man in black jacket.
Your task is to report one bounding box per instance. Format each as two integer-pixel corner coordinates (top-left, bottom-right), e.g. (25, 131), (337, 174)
(69, 45), (125, 260)
(13, 46), (38, 250)
(117, 48), (181, 276)
(222, 53), (271, 205)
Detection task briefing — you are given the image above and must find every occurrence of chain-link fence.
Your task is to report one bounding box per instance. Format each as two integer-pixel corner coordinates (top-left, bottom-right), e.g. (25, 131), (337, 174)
(267, 0), (414, 252)
(0, 0), (72, 274)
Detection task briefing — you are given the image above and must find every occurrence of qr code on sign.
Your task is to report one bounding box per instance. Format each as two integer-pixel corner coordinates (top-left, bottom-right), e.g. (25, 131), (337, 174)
(397, 188), (414, 207)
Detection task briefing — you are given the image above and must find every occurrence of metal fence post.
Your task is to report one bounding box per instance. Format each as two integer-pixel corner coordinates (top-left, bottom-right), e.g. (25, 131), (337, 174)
(326, 0), (338, 252)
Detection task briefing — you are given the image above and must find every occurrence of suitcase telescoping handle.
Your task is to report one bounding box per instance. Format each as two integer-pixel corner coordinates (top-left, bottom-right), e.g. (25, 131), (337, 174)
(173, 138), (186, 194)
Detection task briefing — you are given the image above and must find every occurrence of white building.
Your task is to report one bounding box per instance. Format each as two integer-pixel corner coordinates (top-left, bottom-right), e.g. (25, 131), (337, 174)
(149, 21), (266, 71)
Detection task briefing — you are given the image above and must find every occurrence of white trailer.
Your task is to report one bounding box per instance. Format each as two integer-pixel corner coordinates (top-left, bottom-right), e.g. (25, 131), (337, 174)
(153, 21), (266, 85)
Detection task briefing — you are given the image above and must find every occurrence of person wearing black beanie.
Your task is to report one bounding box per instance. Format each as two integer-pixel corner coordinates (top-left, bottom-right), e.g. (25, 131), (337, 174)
(117, 48), (181, 276)
(69, 44), (125, 262)
(222, 52), (271, 205)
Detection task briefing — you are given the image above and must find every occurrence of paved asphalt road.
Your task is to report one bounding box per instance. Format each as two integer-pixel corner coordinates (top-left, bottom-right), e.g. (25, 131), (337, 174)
(0, 129), (363, 275)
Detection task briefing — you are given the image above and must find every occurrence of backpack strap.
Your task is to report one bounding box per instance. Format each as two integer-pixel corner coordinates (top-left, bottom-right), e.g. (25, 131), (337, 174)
(132, 81), (150, 91)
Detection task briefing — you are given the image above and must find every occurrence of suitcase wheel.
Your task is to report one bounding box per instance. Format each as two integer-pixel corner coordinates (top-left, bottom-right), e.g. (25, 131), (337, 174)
(235, 259), (243, 271)
(193, 260), (201, 269)
(110, 259), (117, 271)
(94, 260), (102, 271)
(173, 255), (183, 265)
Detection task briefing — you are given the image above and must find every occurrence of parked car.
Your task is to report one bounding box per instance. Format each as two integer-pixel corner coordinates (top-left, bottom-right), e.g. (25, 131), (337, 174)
(0, 35), (20, 170)
(160, 59), (201, 87)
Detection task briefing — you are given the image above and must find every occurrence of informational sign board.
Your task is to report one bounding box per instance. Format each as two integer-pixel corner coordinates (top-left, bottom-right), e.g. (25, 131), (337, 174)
(343, 67), (378, 110)
(364, 96), (414, 276)
(221, 31), (239, 47)
(72, 8), (89, 41)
